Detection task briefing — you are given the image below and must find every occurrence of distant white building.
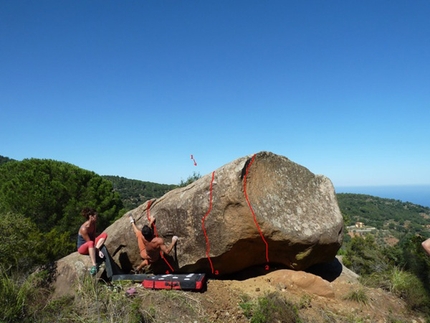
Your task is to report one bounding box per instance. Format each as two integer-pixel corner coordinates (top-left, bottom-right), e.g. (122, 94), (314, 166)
(355, 222), (364, 228)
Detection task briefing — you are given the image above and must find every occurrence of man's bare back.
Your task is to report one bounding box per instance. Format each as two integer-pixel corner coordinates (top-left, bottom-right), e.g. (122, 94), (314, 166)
(129, 214), (178, 272)
(142, 237), (165, 263)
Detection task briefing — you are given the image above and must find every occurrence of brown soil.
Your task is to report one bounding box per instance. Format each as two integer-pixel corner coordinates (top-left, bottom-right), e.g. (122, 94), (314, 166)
(125, 259), (425, 323)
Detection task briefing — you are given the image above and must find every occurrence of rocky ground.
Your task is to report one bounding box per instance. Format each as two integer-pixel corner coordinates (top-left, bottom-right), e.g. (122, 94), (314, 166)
(120, 258), (425, 323)
(54, 253), (425, 322)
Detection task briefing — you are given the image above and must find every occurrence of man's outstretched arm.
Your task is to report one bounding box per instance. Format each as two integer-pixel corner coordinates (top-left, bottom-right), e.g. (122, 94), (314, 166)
(160, 236), (178, 255)
(129, 214), (140, 235)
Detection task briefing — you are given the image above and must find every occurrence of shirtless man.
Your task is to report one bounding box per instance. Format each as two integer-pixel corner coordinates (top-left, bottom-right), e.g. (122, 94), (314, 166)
(129, 214), (178, 272)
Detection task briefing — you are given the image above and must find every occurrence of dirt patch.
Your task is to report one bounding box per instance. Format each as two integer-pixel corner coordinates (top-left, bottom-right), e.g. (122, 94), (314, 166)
(123, 261), (424, 323)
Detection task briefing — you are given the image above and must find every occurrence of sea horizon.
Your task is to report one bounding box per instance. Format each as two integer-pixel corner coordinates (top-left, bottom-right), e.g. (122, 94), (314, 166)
(335, 185), (430, 208)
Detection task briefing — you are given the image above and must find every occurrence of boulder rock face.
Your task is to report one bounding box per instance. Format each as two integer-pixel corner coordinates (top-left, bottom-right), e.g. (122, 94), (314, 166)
(103, 151), (344, 276)
(51, 252), (94, 299)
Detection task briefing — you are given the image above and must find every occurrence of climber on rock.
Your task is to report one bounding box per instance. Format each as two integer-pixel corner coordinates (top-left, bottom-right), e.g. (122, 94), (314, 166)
(129, 214), (178, 273)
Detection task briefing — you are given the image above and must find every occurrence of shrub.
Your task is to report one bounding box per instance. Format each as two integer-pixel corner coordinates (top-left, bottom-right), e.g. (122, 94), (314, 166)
(31, 274), (144, 323)
(239, 292), (302, 323)
(239, 294), (253, 319)
(0, 213), (44, 274)
(0, 268), (32, 322)
(344, 288), (369, 305)
(359, 271), (391, 291)
(178, 171), (201, 187)
(389, 267), (430, 314)
(343, 235), (390, 276)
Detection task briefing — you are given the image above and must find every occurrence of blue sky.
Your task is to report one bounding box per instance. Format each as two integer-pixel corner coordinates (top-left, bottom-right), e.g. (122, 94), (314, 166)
(1, 1), (429, 187)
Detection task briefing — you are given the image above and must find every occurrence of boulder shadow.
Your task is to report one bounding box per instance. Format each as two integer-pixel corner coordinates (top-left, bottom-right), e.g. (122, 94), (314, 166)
(211, 258), (343, 282)
(304, 257), (343, 282)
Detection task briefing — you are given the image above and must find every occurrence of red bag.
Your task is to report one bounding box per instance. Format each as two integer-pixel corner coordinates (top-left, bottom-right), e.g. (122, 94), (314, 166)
(142, 273), (206, 291)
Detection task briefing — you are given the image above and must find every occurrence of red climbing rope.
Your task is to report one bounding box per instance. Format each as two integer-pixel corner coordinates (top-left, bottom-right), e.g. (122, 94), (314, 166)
(146, 199), (174, 273)
(243, 154), (270, 267)
(202, 171), (217, 274)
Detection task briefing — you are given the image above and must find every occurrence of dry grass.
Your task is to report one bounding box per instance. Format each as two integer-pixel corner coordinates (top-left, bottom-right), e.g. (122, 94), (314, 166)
(3, 267), (429, 323)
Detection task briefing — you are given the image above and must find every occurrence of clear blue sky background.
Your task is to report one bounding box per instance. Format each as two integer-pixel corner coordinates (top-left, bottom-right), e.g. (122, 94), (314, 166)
(1, 1), (429, 187)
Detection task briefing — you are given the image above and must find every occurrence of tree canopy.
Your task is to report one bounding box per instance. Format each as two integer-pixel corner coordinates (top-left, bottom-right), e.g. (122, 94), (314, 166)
(102, 175), (177, 210)
(0, 158), (124, 234)
(337, 193), (429, 234)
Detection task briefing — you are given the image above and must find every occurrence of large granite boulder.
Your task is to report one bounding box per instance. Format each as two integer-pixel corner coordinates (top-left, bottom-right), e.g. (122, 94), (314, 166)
(102, 151), (344, 276)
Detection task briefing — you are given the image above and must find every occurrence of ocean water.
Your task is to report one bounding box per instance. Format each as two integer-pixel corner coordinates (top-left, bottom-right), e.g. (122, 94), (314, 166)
(335, 185), (430, 208)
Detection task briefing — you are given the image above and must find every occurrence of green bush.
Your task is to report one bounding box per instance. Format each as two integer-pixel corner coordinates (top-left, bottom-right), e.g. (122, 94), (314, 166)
(178, 171), (201, 187)
(389, 267), (430, 313)
(343, 235), (390, 276)
(359, 271), (391, 291)
(239, 294), (253, 319)
(41, 227), (76, 261)
(360, 267), (430, 315)
(31, 275), (144, 323)
(0, 265), (59, 323)
(0, 213), (75, 273)
(344, 288), (369, 305)
(0, 213), (45, 273)
(0, 268), (32, 322)
(239, 292), (302, 323)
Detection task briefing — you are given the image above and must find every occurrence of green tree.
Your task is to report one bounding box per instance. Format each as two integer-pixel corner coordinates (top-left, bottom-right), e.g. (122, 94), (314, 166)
(178, 172), (201, 187)
(102, 175), (177, 210)
(398, 235), (430, 292)
(343, 235), (390, 276)
(337, 193), (429, 233)
(0, 213), (44, 273)
(0, 155), (14, 166)
(0, 159), (123, 234)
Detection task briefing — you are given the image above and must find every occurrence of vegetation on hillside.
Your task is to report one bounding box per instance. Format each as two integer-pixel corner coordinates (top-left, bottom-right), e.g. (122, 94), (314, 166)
(1, 154), (430, 321)
(0, 155), (14, 165)
(102, 175), (177, 210)
(337, 193), (430, 236)
(178, 171), (201, 187)
(337, 194), (430, 317)
(0, 158), (124, 272)
(101, 172), (201, 210)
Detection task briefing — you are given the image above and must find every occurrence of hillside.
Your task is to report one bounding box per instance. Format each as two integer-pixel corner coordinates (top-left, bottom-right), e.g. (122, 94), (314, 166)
(0, 155), (14, 165)
(1, 155), (430, 321)
(3, 155), (428, 233)
(144, 264), (423, 322)
(337, 193), (430, 240)
(102, 175), (177, 210)
(65, 261), (421, 323)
